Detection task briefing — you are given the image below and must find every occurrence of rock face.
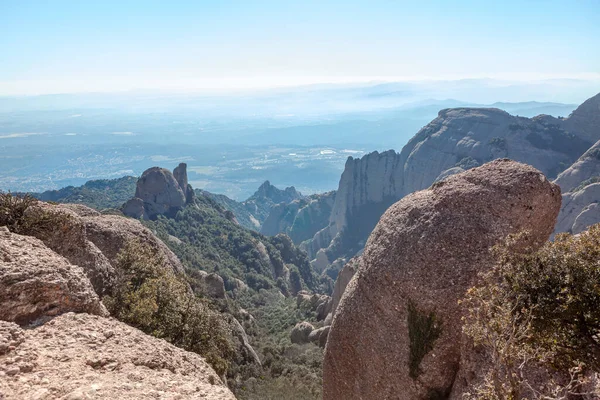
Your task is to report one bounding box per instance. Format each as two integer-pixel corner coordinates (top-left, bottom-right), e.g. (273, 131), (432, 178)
(0, 227), (107, 325)
(0, 313), (235, 399)
(261, 191), (336, 244)
(323, 160), (561, 400)
(554, 140), (600, 235)
(22, 202), (183, 296)
(326, 257), (359, 324)
(290, 321), (315, 344)
(295, 94), (600, 273)
(123, 163), (194, 220)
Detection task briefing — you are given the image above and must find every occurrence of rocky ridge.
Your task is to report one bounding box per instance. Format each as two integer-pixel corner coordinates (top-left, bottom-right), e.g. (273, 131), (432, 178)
(267, 93), (600, 273)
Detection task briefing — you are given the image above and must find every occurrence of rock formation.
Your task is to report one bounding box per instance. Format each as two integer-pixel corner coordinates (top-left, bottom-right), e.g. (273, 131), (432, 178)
(0, 227), (107, 325)
(261, 191), (336, 243)
(554, 140), (600, 235)
(290, 321), (315, 344)
(323, 160), (561, 399)
(0, 313), (235, 399)
(122, 163), (194, 220)
(22, 202), (184, 296)
(0, 199), (235, 399)
(291, 93), (600, 274)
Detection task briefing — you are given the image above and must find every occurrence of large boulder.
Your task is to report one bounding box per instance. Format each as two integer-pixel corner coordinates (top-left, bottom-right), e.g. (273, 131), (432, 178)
(0, 227), (107, 325)
(0, 313), (235, 399)
(290, 321), (315, 344)
(323, 159), (561, 400)
(123, 165), (190, 220)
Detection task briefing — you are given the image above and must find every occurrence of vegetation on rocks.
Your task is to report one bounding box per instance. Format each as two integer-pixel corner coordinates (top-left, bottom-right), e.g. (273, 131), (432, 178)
(32, 176), (137, 210)
(0, 193), (71, 237)
(463, 227), (600, 399)
(104, 239), (235, 376)
(407, 300), (443, 379)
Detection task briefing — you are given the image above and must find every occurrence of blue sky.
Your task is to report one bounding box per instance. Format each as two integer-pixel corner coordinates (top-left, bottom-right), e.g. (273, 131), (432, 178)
(1, 0), (599, 94)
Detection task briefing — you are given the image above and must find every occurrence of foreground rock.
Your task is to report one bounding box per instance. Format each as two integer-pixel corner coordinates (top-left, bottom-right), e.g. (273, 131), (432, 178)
(0, 313), (235, 399)
(323, 159), (561, 399)
(22, 202), (184, 296)
(0, 227), (107, 325)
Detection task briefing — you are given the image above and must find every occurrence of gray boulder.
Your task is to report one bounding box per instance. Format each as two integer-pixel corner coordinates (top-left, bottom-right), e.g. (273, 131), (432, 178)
(290, 321), (314, 344)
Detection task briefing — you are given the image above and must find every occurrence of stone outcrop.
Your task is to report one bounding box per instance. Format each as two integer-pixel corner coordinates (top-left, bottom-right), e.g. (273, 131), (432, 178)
(324, 257), (359, 324)
(290, 321), (315, 344)
(295, 93), (600, 273)
(0, 313), (235, 399)
(0, 227), (107, 325)
(261, 191), (336, 244)
(554, 140), (600, 235)
(323, 160), (561, 400)
(22, 202), (183, 296)
(123, 163), (194, 220)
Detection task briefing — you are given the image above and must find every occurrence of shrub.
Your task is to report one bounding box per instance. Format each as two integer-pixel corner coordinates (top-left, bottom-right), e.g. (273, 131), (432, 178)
(103, 240), (234, 376)
(0, 192), (71, 236)
(407, 299), (442, 379)
(463, 228), (600, 399)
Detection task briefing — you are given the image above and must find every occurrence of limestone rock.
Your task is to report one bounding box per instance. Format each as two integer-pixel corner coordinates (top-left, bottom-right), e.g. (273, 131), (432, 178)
(20, 202), (183, 296)
(554, 140), (600, 235)
(555, 139), (600, 193)
(299, 94), (600, 274)
(326, 257), (359, 323)
(323, 159), (561, 400)
(0, 227), (107, 325)
(121, 197), (147, 219)
(0, 313), (235, 399)
(203, 273), (227, 299)
(308, 326), (330, 348)
(290, 321), (315, 344)
(555, 183), (600, 235)
(261, 191), (336, 244)
(23, 202), (115, 296)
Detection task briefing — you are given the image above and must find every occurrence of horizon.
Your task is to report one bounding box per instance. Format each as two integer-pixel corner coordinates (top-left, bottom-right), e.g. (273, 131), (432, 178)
(2, 1), (599, 96)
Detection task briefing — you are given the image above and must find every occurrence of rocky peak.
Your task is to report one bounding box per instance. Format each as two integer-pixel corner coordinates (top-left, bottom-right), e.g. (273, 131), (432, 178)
(250, 180), (303, 205)
(563, 92), (600, 143)
(123, 163), (193, 219)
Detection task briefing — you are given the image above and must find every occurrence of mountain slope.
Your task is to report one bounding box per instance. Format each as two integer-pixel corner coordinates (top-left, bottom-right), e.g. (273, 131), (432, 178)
(31, 176), (136, 209)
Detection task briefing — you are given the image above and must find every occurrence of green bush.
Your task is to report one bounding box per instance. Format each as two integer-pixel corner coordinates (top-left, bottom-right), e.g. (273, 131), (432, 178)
(104, 240), (234, 376)
(407, 299), (442, 379)
(463, 227), (600, 398)
(0, 193), (71, 236)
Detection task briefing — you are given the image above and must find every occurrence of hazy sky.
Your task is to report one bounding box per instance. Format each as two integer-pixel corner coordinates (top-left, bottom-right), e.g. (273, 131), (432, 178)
(1, 0), (599, 94)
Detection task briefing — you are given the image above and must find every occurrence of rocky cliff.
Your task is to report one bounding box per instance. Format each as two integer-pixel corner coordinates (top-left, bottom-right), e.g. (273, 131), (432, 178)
(294, 93), (600, 272)
(200, 180), (304, 231)
(261, 191), (336, 244)
(323, 160), (561, 399)
(554, 139), (600, 235)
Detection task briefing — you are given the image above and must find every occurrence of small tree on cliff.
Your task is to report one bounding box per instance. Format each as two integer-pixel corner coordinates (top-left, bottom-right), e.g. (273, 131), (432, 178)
(463, 226), (600, 399)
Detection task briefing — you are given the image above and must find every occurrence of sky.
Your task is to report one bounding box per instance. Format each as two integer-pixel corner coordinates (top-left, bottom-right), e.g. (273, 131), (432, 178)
(1, 0), (599, 95)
